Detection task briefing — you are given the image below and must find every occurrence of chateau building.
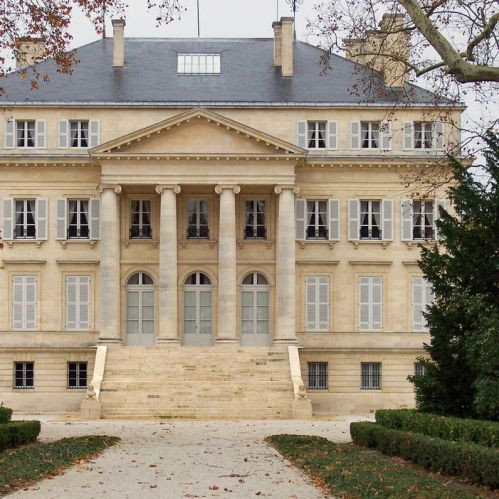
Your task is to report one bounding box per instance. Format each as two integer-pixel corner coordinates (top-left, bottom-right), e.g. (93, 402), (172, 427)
(0, 16), (462, 418)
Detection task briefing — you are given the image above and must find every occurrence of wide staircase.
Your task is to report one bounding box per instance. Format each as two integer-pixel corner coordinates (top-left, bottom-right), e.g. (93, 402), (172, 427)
(99, 346), (295, 419)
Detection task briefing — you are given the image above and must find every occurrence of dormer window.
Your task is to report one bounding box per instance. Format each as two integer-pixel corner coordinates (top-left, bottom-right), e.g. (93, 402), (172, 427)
(177, 54), (221, 74)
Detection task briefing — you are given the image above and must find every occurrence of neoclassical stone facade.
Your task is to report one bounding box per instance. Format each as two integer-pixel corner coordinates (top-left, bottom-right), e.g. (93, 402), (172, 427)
(0, 17), (462, 417)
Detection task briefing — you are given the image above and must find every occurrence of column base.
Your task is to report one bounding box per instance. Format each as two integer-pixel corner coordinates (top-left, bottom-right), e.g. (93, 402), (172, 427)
(97, 338), (122, 345)
(215, 338), (239, 345)
(156, 338), (181, 346)
(272, 338), (299, 347)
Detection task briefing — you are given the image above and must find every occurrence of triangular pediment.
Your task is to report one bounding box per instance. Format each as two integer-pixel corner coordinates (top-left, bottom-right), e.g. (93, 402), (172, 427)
(91, 108), (305, 157)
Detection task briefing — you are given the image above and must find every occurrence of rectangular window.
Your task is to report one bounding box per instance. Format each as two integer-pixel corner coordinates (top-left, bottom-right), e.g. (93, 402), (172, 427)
(305, 276), (329, 331)
(414, 122), (433, 149)
(307, 121), (327, 149)
(306, 200), (328, 240)
(307, 362), (328, 390)
(70, 120), (89, 148)
(361, 362), (381, 390)
(412, 277), (434, 331)
(67, 199), (89, 239)
(12, 276), (36, 330)
(68, 362), (87, 389)
(360, 200), (381, 239)
(360, 122), (380, 149)
(14, 362), (34, 389)
(359, 276), (383, 331)
(130, 200), (152, 239)
(412, 200), (434, 240)
(66, 276), (90, 331)
(16, 120), (36, 148)
(244, 200), (266, 239)
(177, 54), (221, 74)
(187, 199), (209, 239)
(14, 199), (36, 239)
(414, 362), (426, 377)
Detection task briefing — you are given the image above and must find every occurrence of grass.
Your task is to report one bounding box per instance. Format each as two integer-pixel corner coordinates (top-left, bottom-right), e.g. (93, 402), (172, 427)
(0, 435), (119, 496)
(266, 434), (483, 498)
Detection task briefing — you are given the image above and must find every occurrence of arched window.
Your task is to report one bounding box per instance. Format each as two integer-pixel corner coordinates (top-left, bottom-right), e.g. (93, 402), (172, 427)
(183, 272), (212, 346)
(241, 272), (269, 346)
(126, 272), (154, 345)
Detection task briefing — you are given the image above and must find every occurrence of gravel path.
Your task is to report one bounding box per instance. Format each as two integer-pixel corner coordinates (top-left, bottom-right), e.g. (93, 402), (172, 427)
(10, 415), (371, 498)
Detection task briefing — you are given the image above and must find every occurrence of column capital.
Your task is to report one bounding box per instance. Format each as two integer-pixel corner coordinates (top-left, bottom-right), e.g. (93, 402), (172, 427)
(215, 184), (241, 195)
(274, 184), (299, 195)
(97, 184), (122, 195)
(155, 184), (181, 195)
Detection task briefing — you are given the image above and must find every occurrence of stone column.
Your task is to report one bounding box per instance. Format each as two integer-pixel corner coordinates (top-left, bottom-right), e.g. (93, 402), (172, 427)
(274, 185), (299, 345)
(97, 184), (122, 343)
(156, 184), (181, 345)
(215, 184), (240, 344)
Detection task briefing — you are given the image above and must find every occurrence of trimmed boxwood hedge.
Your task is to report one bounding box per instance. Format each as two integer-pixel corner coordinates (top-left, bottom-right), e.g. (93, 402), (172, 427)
(0, 406), (12, 425)
(0, 421), (41, 452)
(375, 409), (499, 448)
(350, 422), (499, 488)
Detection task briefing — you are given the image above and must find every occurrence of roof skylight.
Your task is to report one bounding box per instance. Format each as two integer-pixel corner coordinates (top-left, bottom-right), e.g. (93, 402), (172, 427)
(177, 54), (221, 75)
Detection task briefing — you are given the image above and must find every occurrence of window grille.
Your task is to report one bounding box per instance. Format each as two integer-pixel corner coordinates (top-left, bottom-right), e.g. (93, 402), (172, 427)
(68, 362), (88, 389)
(414, 362), (427, 377)
(14, 362), (34, 389)
(308, 362), (328, 390)
(361, 362), (381, 390)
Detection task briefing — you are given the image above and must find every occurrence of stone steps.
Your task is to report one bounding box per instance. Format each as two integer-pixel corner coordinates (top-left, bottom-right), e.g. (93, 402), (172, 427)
(99, 346), (294, 419)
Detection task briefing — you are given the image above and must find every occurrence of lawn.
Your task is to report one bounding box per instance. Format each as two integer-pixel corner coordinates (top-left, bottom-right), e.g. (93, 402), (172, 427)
(0, 435), (119, 496)
(266, 434), (482, 498)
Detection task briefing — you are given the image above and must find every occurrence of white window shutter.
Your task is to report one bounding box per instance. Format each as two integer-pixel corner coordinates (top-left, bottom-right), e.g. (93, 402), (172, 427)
(434, 121), (444, 150)
(89, 120), (100, 148)
(380, 121), (391, 150)
(350, 121), (360, 149)
(66, 276), (77, 330)
(318, 276), (329, 330)
(327, 121), (338, 150)
(403, 122), (413, 150)
(372, 277), (383, 330)
(12, 276), (24, 329)
(328, 199), (340, 241)
(66, 275), (90, 330)
(35, 120), (46, 149)
(435, 200), (447, 240)
(348, 199), (360, 241)
(2, 198), (14, 240)
(35, 198), (48, 240)
(79, 276), (90, 330)
(13, 276), (36, 330)
(56, 198), (67, 240)
(401, 200), (413, 241)
(412, 277), (424, 331)
(89, 198), (100, 240)
(305, 277), (317, 330)
(359, 277), (370, 330)
(25, 276), (37, 330)
(381, 199), (393, 241)
(296, 121), (307, 148)
(295, 198), (306, 240)
(5, 119), (15, 149)
(58, 120), (69, 149)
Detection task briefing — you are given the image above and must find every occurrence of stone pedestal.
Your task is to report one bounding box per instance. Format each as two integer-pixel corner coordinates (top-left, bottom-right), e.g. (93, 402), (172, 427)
(97, 185), (122, 344)
(215, 184), (240, 344)
(156, 184), (181, 345)
(80, 398), (101, 419)
(274, 185), (299, 345)
(292, 398), (313, 419)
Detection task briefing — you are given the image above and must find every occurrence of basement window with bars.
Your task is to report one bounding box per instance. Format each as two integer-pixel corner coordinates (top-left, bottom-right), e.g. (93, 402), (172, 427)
(68, 362), (87, 389)
(177, 54), (221, 74)
(414, 362), (427, 377)
(14, 362), (34, 389)
(361, 362), (381, 390)
(307, 362), (328, 390)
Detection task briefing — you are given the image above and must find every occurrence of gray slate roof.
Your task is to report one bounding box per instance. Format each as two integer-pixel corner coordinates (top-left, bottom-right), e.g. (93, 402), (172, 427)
(0, 38), (447, 105)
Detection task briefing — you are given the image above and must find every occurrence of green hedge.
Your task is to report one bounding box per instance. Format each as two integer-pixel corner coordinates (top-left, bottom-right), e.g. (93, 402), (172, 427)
(0, 421), (41, 452)
(0, 405), (12, 425)
(351, 422), (499, 488)
(375, 409), (499, 448)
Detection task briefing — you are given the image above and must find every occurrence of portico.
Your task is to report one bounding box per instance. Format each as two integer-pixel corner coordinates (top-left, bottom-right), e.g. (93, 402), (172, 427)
(91, 108), (305, 347)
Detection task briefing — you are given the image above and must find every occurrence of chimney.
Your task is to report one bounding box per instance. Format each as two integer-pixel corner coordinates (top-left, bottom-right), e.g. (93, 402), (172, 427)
(344, 12), (409, 87)
(112, 19), (126, 68)
(272, 21), (282, 67)
(15, 38), (45, 70)
(280, 17), (294, 77)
